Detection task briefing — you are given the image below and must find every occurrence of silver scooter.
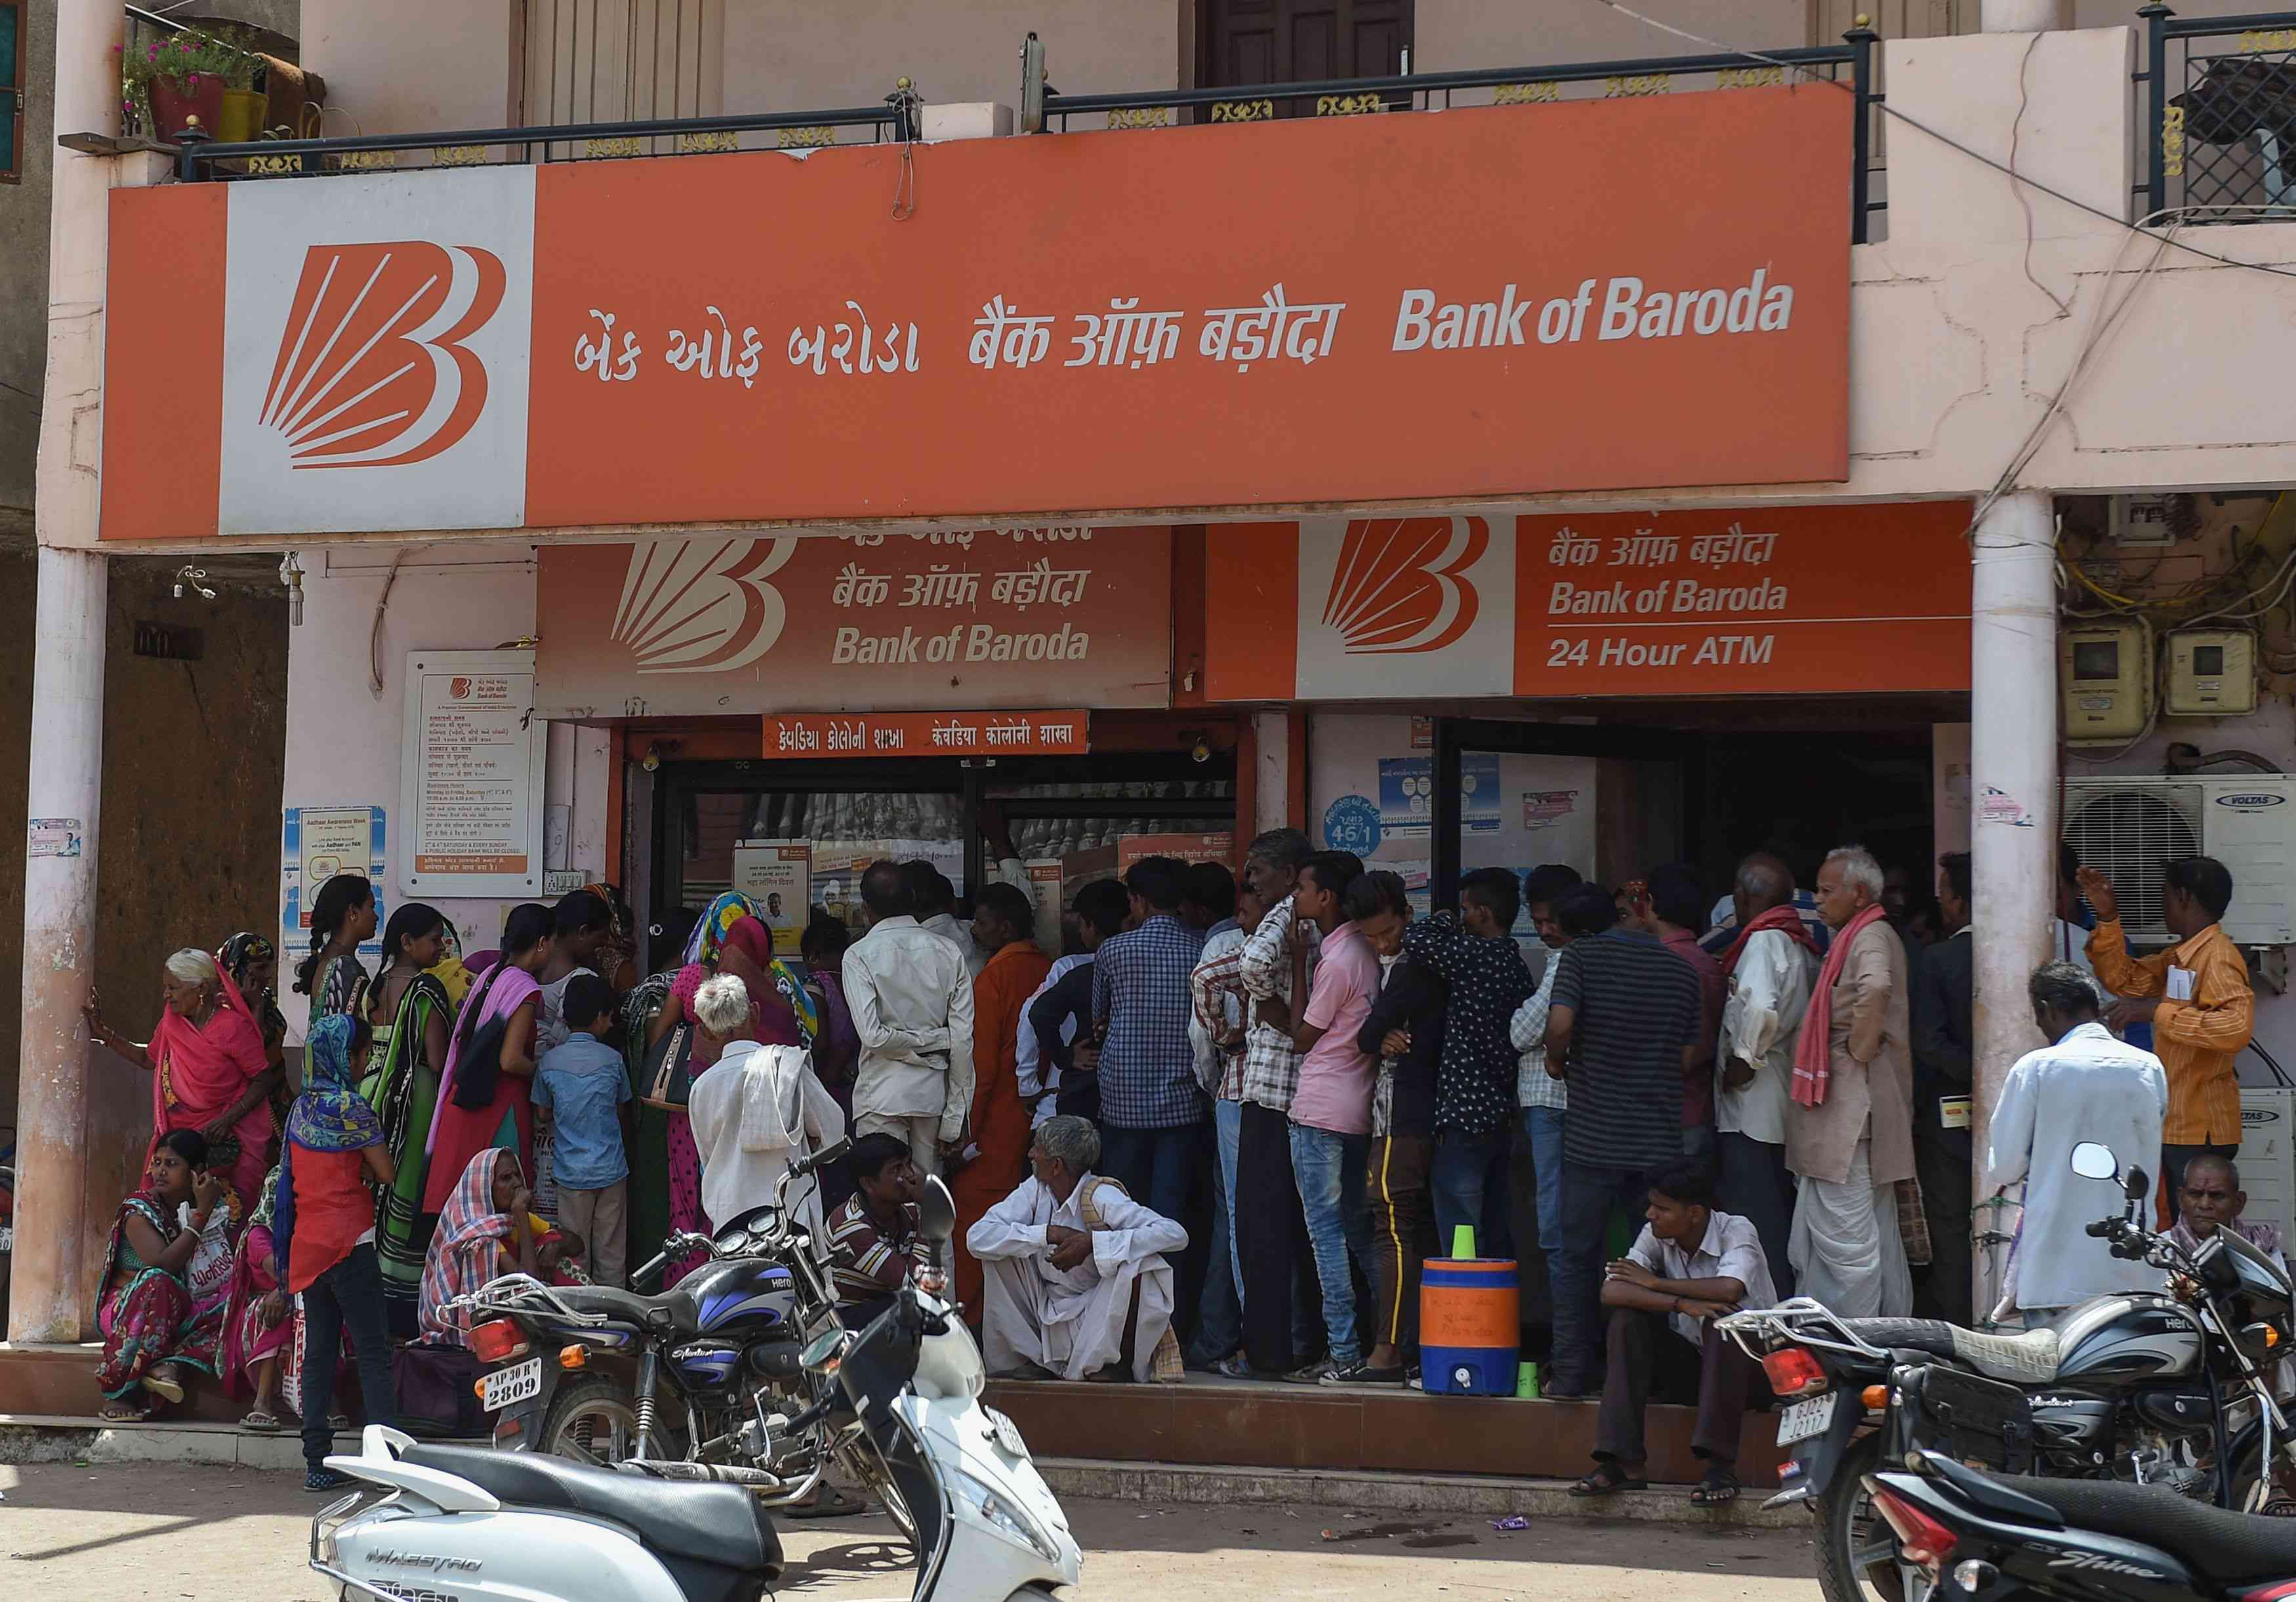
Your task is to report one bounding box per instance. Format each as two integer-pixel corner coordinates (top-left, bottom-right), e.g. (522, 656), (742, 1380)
(308, 1174), (1082, 1602)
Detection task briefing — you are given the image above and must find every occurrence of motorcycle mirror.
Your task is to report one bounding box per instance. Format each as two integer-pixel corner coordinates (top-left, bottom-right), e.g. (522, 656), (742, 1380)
(2070, 1142), (2120, 1182)
(2125, 1166), (2150, 1202)
(918, 1174), (958, 1243)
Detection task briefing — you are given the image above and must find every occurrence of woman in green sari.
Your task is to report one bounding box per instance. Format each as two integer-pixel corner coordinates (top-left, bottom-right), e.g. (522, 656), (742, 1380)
(362, 902), (457, 1336)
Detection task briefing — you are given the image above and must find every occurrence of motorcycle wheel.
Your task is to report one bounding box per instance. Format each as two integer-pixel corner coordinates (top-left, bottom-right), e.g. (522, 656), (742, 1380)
(540, 1376), (686, 1469)
(842, 1434), (917, 1543)
(1814, 1433), (1926, 1602)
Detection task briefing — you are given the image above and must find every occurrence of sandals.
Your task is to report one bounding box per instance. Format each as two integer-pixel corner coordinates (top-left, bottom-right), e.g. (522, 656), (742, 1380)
(98, 1401), (152, 1424)
(1570, 1462), (1649, 1497)
(242, 1407), (285, 1433)
(1691, 1466), (1742, 1506)
(141, 1366), (186, 1406)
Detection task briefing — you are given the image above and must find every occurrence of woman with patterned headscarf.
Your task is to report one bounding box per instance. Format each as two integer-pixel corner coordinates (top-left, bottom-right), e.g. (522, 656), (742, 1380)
(272, 1013), (397, 1490)
(217, 933), (291, 1121)
(635, 892), (816, 1284)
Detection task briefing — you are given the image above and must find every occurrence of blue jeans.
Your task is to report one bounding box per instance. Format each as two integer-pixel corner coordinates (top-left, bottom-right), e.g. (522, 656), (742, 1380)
(1187, 1099), (1245, 1362)
(1521, 1106), (1567, 1252)
(1099, 1121), (1203, 1225)
(1431, 1126), (1515, 1261)
(1290, 1122), (1374, 1366)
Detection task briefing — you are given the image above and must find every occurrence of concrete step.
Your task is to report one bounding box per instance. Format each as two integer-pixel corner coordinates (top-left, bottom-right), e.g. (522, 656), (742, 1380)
(0, 1414), (1802, 1527)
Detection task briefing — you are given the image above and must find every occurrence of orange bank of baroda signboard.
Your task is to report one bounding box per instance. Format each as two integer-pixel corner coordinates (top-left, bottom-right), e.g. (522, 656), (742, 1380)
(535, 531), (1171, 717)
(1206, 503), (1973, 700)
(101, 88), (1849, 541)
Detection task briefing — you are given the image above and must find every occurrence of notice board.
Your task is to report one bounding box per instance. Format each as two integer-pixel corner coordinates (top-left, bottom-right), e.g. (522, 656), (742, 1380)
(400, 648), (547, 899)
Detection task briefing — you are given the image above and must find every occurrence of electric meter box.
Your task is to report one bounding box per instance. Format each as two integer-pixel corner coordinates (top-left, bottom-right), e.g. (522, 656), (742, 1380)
(2165, 628), (2259, 716)
(2060, 622), (2154, 745)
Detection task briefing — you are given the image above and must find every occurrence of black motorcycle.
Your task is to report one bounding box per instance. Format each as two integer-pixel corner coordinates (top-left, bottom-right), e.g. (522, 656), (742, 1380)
(1719, 1141), (2296, 1602)
(1868, 1448), (2296, 1602)
(452, 1139), (913, 1529)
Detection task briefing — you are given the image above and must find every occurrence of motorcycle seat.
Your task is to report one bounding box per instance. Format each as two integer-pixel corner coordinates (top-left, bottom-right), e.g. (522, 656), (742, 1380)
(1841, 1318), (2060, 1384)
(1993, 1473), (2296, 1580)
(401, 1443), (781, 1581)
(547, 1284), (700, 1335)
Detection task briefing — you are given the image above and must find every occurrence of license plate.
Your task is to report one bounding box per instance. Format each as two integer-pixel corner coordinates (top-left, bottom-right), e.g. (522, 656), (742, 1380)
(1777, 1391), (1838, 1446)
(480, 1356), (543, 1413)
(983, 1407), (1030, 1459)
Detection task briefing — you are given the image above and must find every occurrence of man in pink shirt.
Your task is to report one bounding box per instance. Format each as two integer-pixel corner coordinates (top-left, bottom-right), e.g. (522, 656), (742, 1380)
(1254, 850), (1378, 1382)
(1635, 864), (1728, 1160)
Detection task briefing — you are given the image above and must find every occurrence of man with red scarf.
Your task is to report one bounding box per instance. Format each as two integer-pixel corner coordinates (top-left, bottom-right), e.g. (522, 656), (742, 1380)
(1784, 845), (1916, 1319)
(1715, 855), (1818, 1300)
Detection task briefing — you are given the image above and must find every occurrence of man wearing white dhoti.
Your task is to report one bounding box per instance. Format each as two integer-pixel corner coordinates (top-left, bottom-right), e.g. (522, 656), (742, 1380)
(966, 1115), (1189, 1382)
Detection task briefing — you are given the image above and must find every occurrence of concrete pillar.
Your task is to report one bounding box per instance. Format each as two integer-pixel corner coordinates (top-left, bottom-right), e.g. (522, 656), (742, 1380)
(1969, 490), (2058, 1319)
(9, 549), (109, 1344)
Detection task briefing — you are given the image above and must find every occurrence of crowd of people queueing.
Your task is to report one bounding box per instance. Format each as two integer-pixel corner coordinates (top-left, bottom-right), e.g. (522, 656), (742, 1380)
(73, 822), (2262, 1506)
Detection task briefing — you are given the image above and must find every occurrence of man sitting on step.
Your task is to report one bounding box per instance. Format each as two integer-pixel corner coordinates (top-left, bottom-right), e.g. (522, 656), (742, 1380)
(965, 1114), (1188, 1383)
(1571, 1155), (1774, 1508)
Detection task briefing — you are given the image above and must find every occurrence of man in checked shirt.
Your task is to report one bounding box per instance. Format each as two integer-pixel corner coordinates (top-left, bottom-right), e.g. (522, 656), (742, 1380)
(1234, 828), (1344, 1378)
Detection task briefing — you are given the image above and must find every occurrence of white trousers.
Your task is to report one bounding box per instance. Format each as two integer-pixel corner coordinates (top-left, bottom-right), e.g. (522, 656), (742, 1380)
(978, 1253), (1175, 1382)
(1790, 1140), (1914, 1319)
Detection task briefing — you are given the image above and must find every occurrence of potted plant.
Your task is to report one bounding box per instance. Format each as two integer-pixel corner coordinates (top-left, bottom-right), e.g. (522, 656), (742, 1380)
(120, 30), (260, 140)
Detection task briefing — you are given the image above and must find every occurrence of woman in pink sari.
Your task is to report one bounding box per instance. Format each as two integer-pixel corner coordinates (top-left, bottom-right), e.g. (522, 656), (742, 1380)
(85, 948), (278, 1206)
(422, 905), (554, 1216)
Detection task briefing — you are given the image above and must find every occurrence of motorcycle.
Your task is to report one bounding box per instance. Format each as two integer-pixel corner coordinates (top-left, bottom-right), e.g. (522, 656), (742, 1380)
(1867, 1447), (2296, 1602)
(457, 1138), (908, 1523)
(1719, 1141), (2296, 1602)
(307, 1173), (1080, 1602)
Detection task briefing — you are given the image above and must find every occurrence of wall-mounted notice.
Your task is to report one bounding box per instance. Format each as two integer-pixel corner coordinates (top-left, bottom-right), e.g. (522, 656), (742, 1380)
(281, 804), (386, 965)
(400, 649), (546, 899)
(733, 842), (813, 953)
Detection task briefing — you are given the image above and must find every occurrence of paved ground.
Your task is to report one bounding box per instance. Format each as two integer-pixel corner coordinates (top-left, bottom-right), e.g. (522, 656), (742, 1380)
(0, 1460), (1825, 1601)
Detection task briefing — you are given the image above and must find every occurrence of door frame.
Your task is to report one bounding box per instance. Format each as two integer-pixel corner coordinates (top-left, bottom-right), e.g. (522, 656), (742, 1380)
(1428, 717), (1705, 911)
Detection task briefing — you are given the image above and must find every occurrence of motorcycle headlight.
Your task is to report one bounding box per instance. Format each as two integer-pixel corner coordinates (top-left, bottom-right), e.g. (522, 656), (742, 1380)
(954, 1466), (1061, 1564)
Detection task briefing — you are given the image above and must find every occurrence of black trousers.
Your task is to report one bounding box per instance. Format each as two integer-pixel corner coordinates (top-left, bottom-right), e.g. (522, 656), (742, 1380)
(1237, 1099), (1314, 1373)
(301, 1243), (397, 1473)
(1596, 1307), (1756, 1469)
(1914, 1133), (1974, 1328)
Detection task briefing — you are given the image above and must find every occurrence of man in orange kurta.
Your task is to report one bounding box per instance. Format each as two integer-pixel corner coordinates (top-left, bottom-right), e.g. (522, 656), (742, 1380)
(951, 884), (1054, 1321)
(2079, 857), (2255, 1218)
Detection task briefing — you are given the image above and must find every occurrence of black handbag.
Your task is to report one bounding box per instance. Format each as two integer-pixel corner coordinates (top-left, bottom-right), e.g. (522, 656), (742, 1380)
(642, 1020), (693, 1109)
(447, 970), (514, 1109)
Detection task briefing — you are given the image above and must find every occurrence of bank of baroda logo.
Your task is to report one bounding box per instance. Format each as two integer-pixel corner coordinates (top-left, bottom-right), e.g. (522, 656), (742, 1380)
(1294, 514), (1513, 697)
(261, 241), (505, 467)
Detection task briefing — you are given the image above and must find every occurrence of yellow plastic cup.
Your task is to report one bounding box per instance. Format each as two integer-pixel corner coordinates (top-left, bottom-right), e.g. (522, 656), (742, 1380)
(1450, 1224), (1477, 1260)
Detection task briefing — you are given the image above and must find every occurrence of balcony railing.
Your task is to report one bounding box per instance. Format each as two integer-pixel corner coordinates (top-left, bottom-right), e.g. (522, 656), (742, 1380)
(2141, 4), (2296, 222)
(146, 22), (1881, 244)
(1042, 30), (1883, 245)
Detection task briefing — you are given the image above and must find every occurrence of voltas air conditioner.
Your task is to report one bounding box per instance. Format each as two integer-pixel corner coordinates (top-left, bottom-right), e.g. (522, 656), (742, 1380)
(2060, 777), (2296, 949)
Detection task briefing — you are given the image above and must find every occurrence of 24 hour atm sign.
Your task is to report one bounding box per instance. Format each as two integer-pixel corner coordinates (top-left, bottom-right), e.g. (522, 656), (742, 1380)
(1204, 503), (1975, 700)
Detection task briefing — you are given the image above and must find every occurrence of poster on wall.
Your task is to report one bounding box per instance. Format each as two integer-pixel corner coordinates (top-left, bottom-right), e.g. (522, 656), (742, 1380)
(1376, 755), (1500, 836)
(400, 649), (547, 900)
(281, 804), (386, 968)
(732, 842), (813, 953)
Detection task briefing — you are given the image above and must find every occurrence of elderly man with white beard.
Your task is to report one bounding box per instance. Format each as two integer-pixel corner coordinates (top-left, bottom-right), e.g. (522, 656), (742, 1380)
(965, 1115), (1188, 1382)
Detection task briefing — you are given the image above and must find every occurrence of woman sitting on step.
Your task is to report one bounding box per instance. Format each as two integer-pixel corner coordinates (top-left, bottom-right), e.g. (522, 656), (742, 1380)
(94, 1129), (233, 1422)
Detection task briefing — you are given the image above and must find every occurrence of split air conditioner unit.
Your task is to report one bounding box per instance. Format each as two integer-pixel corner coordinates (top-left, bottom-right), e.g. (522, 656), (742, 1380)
(2060, 776), (2296, 949)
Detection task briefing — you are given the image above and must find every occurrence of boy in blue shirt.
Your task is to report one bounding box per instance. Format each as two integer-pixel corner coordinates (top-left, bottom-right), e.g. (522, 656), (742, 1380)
(534, 974), (632, 1285)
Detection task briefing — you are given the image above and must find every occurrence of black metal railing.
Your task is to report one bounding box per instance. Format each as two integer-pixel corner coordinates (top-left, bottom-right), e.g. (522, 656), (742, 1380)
(173, 100), (913, 180)
(1042, 29), (1884, 245)
(2141, 5), (2296, 222)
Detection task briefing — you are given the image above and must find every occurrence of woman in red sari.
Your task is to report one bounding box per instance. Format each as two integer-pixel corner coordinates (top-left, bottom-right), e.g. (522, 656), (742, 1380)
(85, 948), (278, 1206)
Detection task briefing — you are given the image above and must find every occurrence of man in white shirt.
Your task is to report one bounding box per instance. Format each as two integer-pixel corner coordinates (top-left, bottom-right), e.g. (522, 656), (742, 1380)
(1713, 853), (1818, 1300)
(966, 1115), (1189, 1382)
(1576, 1155), (1776, 1506)
(1988, 960), (2169, 1323)
(686, 974), (845, 1248)
(843, 859), (975, 1177)
(1511, 863), (1585, 1256)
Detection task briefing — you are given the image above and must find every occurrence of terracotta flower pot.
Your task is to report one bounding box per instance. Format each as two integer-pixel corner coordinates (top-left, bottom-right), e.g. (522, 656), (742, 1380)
(148, 75), (226, 140)
(217, 88), (268, 143)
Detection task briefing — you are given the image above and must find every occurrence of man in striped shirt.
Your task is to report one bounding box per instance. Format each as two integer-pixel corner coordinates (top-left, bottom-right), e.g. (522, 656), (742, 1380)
(1543, 883), (1703, 1398)
(825, 1133), (939, 1326)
